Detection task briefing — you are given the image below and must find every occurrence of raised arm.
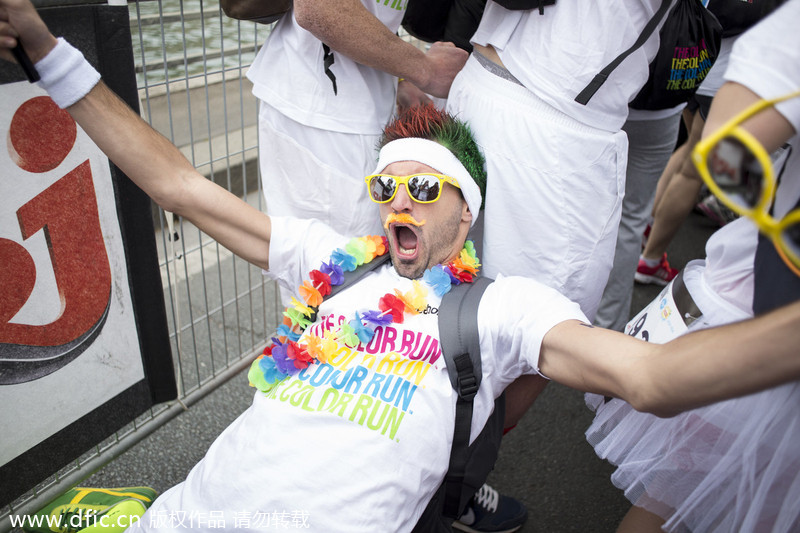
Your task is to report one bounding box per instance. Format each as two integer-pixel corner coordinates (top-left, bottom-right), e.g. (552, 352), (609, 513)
(293, 0), (468, 98)
(0, 0), (271, 270)
(540, 299), (800, 418)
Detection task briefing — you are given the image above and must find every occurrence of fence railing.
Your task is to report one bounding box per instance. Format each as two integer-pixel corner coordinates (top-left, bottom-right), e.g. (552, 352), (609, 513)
(2, 2), (423, 528)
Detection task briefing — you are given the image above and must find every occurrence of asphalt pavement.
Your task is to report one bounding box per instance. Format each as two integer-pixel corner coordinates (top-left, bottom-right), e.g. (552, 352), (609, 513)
(84, 210), (721, 532)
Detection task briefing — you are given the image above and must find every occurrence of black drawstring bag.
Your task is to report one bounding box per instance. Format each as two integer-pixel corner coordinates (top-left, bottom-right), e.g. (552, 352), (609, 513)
(708, 0), (786, 38)
(401, 0), (489, 52)
(629, 0), (722, 111)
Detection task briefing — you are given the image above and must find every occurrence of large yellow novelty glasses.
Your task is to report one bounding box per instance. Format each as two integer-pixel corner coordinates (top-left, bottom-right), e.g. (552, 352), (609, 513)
(692, 90), (800, 275)
(365, 173), (461, 204)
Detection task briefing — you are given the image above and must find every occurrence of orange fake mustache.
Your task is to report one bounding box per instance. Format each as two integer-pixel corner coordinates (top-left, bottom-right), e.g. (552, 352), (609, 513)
(384, 212), (426, 230)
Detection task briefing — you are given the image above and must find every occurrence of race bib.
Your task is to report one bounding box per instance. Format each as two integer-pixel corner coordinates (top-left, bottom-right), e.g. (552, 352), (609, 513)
(624, 273), (701, 344)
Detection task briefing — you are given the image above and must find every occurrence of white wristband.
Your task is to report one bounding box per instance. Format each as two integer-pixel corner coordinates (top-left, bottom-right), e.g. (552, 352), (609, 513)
(35, 37), (101, 108)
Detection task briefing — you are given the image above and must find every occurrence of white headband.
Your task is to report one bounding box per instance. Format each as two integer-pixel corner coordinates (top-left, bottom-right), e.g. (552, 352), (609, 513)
(373, 138), (482, 227)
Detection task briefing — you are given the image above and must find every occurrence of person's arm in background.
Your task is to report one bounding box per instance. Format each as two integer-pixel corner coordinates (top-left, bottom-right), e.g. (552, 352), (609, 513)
(293, 0), (467, 98)
(539, 298), (800, 418)
(396, 79), (433, 113)
(394, 0), (486, 112)
(0, 0), (272, 270)
(703, 82), (796, 152)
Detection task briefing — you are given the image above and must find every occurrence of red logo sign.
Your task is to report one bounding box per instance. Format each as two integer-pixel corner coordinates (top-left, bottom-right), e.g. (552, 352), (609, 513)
(1, 96), (112, 384)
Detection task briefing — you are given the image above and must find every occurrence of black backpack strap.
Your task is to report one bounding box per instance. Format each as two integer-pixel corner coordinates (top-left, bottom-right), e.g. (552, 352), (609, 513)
(327, 253), (391, 299)
(437, 276), (494, 518)
(574, 0), (673, 105)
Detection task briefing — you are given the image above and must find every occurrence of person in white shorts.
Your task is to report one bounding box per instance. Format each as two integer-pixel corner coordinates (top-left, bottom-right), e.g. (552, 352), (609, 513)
(445, 0), (679, 430)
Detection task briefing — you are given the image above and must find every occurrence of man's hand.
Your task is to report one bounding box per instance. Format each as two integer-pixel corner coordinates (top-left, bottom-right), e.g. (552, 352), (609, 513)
(417, 41), (468, 99)
(396, 79), (432, 113)
(0, 0), (58, 65)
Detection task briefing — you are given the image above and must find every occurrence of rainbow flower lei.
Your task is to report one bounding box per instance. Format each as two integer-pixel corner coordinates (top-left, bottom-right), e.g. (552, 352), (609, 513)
(248, 235), (481, 394)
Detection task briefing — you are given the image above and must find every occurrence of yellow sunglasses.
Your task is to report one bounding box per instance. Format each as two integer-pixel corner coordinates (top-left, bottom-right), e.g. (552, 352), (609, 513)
(692, 90), (800, 276)
(364, 173), (461, 204)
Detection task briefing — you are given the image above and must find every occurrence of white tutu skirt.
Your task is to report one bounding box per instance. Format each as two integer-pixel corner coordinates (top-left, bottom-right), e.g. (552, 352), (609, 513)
(586, 257), (800, 532)
(586, 384), (800, 532)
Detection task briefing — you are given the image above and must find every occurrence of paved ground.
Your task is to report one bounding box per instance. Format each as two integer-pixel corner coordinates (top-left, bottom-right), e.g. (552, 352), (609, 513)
(84, 210), (721, 532)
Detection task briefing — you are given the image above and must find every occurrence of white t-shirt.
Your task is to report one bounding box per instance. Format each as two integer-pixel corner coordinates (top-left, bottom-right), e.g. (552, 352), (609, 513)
(246, 3), (405, 135)
(472, 0), (674, 132)
(136, 217), (585, 532)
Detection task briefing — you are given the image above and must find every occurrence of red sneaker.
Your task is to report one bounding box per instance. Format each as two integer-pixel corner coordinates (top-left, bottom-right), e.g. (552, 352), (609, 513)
(634, 253), (678, 286)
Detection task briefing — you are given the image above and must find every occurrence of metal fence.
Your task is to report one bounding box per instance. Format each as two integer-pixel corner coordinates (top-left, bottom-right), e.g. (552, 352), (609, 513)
(2, 1), (278, 528)
(2, 2), (423, 528)
(130, 0), (275, 404)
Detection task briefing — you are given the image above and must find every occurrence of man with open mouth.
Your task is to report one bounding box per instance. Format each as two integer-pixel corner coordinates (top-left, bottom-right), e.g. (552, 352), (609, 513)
(3, 4), (800, 530)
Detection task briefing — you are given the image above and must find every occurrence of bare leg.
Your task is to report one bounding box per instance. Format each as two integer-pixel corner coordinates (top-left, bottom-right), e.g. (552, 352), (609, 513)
(641, 111), (706, 261)
(651, 108), (694, 214)
(616, 505), (666, 533)
(651, 142), (688, 216)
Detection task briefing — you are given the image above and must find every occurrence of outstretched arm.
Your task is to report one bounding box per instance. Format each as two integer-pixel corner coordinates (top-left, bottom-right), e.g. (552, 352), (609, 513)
(293, 0), (468, 98)
(539, 299), (800, 418)
(70, 83), (272, 270)
(0, 0), (271, 270)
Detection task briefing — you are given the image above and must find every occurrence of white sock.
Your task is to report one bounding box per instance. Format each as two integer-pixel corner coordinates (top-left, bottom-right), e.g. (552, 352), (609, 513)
(640, 255), (660, 268)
